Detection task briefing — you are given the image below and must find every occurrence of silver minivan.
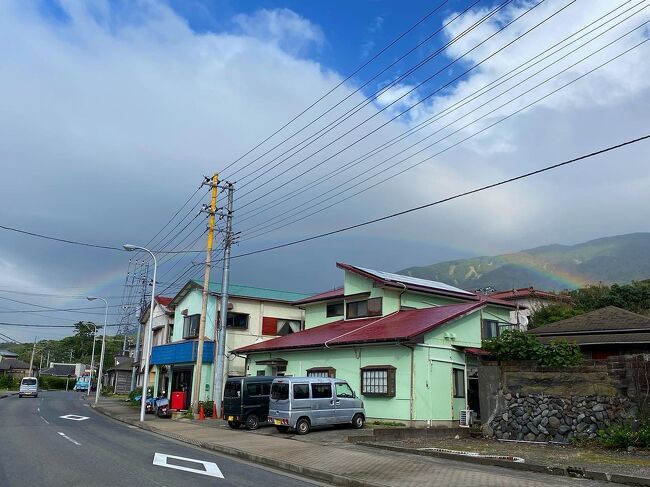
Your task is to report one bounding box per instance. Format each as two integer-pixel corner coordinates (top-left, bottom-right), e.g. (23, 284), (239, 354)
(268, 377), (365, 434)
(18, 377), (38, 398)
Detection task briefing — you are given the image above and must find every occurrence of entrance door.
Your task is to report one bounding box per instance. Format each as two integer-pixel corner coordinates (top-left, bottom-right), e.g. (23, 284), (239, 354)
(171, 367), (193, 410)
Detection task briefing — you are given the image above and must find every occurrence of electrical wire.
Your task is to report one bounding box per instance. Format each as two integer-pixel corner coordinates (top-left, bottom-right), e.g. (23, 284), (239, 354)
(240, 8), (650, 240)
(225, 133), (650, 261)
(219, 0), (453, 177)
(234, 0), (645, 228)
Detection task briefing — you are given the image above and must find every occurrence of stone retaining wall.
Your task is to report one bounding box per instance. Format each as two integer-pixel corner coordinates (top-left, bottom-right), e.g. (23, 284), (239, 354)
(484, 392), (634, 442)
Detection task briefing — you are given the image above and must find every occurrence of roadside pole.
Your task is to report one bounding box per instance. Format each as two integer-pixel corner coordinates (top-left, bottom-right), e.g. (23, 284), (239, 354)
(130, 321), (142, 391)
(213, 182), (234, 417)
(28, 337), (36, 376)
(192, 174), (219, 415)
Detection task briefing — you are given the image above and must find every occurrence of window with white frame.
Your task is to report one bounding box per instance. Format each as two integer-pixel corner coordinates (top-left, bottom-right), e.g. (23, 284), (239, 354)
(360, 365), (396, 397)
(453, 368), (465, 398)
(183, 314), (200, 339)
(306, 367), (336, 378)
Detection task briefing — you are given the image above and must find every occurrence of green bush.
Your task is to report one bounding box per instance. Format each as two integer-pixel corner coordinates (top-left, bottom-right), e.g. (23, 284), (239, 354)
(598, 423), (650, 449)
(0, 375), (18, 390)
(482, 330), (582, 366)
(200, 400), (214, 417)
(38, 376), (74, 390)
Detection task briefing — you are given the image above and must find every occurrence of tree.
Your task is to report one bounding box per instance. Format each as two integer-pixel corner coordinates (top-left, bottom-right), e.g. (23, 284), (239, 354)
(482, 330), (582, 366)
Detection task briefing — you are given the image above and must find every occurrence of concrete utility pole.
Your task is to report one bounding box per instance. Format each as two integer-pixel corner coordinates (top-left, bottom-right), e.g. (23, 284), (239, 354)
(130, 321), (142, 391)
(192, 173), (219, 414)
(214, 182), (234, 417)
(46, 350), (50, 367)
(29, 337), (36, 376)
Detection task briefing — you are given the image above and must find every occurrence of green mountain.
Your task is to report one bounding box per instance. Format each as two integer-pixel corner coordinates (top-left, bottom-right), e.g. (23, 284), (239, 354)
(398, 233), (650, 292)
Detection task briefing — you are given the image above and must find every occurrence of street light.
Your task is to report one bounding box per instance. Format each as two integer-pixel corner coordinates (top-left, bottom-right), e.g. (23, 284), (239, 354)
(87, 296), (108, 405)
(123, 243), (157, 422)
(86, 322), (98, 399)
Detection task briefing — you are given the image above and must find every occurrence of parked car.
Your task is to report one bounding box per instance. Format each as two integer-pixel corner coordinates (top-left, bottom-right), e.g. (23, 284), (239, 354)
(224, 376), (275, 430)
(268, 377), (365, 435)
(18, 377), (38, 398)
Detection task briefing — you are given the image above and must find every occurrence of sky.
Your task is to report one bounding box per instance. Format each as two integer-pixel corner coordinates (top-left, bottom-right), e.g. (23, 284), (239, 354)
(1, 0), (649, 343)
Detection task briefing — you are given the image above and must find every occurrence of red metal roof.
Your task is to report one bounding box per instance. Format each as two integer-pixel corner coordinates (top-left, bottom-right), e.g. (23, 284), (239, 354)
(155, 296), (173, 307)
(294, 287), (345, 305)
(234, 302), (484, 353)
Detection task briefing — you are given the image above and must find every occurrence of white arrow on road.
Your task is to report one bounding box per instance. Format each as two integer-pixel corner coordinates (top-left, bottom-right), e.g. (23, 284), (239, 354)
(152, 453), (224, 478)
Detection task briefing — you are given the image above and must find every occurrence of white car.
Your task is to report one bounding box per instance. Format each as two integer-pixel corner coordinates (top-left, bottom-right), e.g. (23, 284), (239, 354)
(18, 377), (38, 398)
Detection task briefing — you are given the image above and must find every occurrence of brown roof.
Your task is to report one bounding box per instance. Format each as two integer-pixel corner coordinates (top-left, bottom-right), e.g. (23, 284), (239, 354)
(538, 332), (650, 346)
(532, 306), (650, 335)
(489, 287), (561, 301)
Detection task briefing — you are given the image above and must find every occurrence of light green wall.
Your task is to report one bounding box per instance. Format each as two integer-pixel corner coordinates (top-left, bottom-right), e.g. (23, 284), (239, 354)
(172, 289), (217, 341)
(249, 309), (498, 422)
(304, 304), (341, 329)
(343, 272), (373, 295)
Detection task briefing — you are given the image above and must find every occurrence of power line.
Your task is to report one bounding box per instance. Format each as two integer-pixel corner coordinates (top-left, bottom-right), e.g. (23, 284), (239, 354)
(0, 321), (123, 328)
(235, 0), (645, 227)
(233, 0), (567, 211)
(230, 0), (518, 192)
(219, 0), (454, 177)
(239, 19), (650, 241)
(0, 224), (123, 251)
(226, 134), (650, 260)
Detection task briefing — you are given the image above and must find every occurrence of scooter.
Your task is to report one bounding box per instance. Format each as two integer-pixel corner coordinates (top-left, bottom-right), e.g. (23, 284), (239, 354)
(155, 394), (171, 418)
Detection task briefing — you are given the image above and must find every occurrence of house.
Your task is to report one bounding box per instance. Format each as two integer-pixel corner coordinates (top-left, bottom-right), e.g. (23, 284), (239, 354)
(234, 263), (519, 426)
(531, 306), (650, 360)
(104, 355), (134, 394)
(487, 287), (561, 330)
(0, 349), (19, 362)
(0, 358), (32, 379)
(40, 363), (83, 377)
(135, 295), (174, 390)
(149, 280), (311, 410)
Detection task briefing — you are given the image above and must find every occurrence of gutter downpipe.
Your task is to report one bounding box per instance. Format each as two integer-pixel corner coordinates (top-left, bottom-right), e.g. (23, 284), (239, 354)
(401, 344), (415, 423)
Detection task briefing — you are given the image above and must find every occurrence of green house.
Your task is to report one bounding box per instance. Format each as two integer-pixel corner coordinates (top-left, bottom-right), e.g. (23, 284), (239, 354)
(234, 263), (517, 426)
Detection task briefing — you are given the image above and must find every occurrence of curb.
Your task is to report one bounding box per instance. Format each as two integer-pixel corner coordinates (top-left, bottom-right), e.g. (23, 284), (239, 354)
(91, 403), (389, 487)
(359, 442), (650, 486)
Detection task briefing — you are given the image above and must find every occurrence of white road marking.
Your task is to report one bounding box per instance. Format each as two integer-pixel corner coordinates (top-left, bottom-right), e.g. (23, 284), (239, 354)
(59, 414), (89, 421)
(37, 407), (40, 412)
(152, 453), (224, 478)
(40, 416), (49, 425)
(57, 432), (81, 446)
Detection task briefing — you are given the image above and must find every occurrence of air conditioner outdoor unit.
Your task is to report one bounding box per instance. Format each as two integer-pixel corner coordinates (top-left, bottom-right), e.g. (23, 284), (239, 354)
(459, 409), (472, 427)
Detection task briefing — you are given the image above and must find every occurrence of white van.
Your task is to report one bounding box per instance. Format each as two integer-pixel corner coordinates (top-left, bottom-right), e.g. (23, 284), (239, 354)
(19, 377), (38, 398)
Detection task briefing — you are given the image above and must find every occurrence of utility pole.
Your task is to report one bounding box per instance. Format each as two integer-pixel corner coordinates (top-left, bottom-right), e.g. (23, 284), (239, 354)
(214, 182), (234, 417)
(69, 349), (74, 362)
(130, 320), (142, 391)
(29, 337), (36, 376)
(192, 173), (219, 414)
(46, 350), (50, 367)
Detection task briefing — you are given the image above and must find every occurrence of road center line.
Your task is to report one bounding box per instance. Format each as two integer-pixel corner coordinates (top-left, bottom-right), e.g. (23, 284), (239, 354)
(40, 416), (49, 425)
(57, 432), (81, 446)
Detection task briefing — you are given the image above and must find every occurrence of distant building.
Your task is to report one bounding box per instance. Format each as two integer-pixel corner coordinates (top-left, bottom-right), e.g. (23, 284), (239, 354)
(531, 306), (650, 359)
(488, 287), (563, 330)
(0, 358), (32, 379)
(104, 355), (134, 394)
(135, 295), (174, 390)
(0, 349), (19, 362)
(40, 363), (84, 377)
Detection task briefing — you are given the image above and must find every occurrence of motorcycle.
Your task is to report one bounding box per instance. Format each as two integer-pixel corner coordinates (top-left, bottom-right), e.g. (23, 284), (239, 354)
(155, 394), (171, 418)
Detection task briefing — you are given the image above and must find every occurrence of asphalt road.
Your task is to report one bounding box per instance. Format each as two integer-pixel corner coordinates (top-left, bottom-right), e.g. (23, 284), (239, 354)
(0, 391), (325, 487)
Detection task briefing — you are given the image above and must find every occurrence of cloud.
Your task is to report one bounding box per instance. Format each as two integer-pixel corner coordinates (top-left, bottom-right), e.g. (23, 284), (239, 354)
(233, 8), (324, 56)
(0, 0), (649, 345)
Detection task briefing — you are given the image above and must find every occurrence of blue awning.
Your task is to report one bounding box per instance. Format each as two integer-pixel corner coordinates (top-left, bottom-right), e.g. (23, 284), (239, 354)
(150, 340), (215, 365)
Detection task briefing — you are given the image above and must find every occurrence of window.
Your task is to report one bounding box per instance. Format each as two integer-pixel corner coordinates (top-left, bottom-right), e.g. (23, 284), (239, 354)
(256, 370), (265, 376)
(293, 383), (310, 399)
(326, 302), (344, 317)
(183, 314), (200, 339)
(271, 382), (289, 400)
(311, 383), (332, 399)
(224, 381), (241, 398)
(277, 319), (302, 336)
(482, 319), (499, 339)
(360, 366), (396, 397)
(227, 312), (249, 329)
(262, 317), (302, 336)
(453, 368), (465, 398)
(167, 324), (174, 343)
(346, 297), (382, 319)
(307, 367), (336, 378)
(335, 382), (354, 398)
(246, 382), (271, 396)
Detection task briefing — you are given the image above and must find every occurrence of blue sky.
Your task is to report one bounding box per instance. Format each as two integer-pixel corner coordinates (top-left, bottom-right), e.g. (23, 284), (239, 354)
(2, 0), (650, 341)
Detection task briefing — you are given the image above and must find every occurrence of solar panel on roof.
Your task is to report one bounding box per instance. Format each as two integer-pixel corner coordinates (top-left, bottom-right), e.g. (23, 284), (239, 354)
(355, 266), (474, 296)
